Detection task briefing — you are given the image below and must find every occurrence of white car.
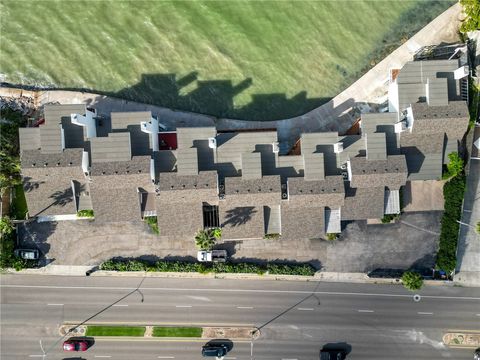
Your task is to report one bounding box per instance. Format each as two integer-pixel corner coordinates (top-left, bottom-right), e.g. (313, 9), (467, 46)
(197, 250), (227, 262)
(14, 249), (39, 260)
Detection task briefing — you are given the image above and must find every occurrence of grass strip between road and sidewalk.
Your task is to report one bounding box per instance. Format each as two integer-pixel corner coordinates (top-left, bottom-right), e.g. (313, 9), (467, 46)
(152, 327), (202, 337)
(86, 326), (146, 337)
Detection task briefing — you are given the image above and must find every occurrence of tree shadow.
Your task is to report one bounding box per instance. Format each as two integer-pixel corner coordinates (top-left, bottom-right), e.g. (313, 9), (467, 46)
(222, 206), (257, 227)
(17, 220), (57, 267)
(29, 187), (74, 217)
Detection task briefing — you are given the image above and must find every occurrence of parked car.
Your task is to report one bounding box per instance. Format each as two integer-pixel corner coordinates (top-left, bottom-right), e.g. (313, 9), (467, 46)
(474, 348), (480, 360)
(63, 339), (88, 352)
(197, 250), (227, 262)
(201, 344), (228, 357)
(14, 249), (39, 260)
(320, 349), (346, 360)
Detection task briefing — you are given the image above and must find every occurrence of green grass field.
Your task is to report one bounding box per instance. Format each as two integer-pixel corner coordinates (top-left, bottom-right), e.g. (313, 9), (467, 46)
(85, 326), (146, 337)
(152, 327), (202, 337)
(0, 1), (454, 120)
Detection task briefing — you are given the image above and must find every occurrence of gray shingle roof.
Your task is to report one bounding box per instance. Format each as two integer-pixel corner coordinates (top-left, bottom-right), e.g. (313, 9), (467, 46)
(21, 148), (84, 168)
(288, 176), (345, 209)
(400, 134), (444, 180)
(341, 185), (385, 220)
(158, 171), (218, 204)
(220, 204), (265, 240)
(396, 59), (459, 84)
(281, 203), (324, 239)
(349, 155), (408, 190)
(360, 112), (398, 134)
(89, 173), (153, 222)
(411, 101), (469, 140)
(303, 152), (325, 180)
(224, 175), (281, 206)
(156, 201), (204, 237)
(90, 155), (150, 176)
(22, 166), (85, 217)
(426, 78), (449, 106)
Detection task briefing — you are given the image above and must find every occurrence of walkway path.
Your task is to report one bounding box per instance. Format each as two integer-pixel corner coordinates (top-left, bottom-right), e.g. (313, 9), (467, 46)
(0, 4), (463, 149)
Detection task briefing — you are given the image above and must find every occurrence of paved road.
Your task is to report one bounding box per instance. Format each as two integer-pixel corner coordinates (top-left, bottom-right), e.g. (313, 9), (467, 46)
(1, 275), (479, 359)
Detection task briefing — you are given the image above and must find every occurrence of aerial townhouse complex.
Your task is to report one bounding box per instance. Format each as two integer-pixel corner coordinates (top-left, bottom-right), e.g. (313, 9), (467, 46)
(18, 58), (470, 242)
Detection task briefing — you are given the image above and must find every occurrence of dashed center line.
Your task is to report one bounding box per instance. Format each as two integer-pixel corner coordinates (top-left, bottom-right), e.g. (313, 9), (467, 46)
(47, 303), (63, 306)
(418, 312), (433, 315)
(94, 356), (112, 358)
(28, 356), (43, 358)
(157, 357), (175, 359)
(357, 309), (374, 313)
(476, 314), (480, 316)
(112, 304), (128, 307)
(175, 305), (192, 308)
(237, 306), (253, 309)
(224, 357), (237, 359)
(297, 308), (314, 311)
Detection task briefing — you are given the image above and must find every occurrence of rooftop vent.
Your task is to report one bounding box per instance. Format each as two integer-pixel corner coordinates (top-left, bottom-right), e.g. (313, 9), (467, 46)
(333, 142), (344, 154)
(272, 142), (279, 153)
(394, 121), (407, 133)
(208, 137), (217, 149)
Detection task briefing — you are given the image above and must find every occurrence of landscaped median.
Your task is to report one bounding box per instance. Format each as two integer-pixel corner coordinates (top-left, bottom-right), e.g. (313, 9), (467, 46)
(61, 324), (258, 340)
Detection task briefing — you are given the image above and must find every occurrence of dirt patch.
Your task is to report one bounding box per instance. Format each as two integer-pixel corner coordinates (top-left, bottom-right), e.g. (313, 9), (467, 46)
(202, 327), (259, 340)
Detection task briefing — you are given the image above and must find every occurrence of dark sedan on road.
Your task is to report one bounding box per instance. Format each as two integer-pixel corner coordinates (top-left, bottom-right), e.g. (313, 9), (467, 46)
(202, 344), (228, 357)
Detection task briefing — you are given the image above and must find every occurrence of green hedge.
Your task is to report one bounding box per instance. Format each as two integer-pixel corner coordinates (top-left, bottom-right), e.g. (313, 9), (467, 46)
(100, 259), (316, 276)
(436, 175), (466, 272)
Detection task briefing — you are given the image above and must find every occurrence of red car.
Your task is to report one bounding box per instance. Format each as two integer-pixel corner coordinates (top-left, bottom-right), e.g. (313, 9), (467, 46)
(63, 339), (88, 352)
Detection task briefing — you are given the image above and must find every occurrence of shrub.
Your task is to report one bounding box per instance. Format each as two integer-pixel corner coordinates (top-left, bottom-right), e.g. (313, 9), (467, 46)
(325, 233), (339, 241)
(401, 271), (424, 291)
(144, 216), (159, 235)
(459, 0), (480, 33)
(476, 222), (480, 235)
(436, 175), (466, 273)
(263, 233), (281, 240)
(100, 258), (316, 276)
(210, 228), (222, 239)
(0, 216), (14, 235)
(77, 209), (94, 218)
(381, 214), (399, 223)
(0, 226), (32, 271)
(442, 152), (464, 180)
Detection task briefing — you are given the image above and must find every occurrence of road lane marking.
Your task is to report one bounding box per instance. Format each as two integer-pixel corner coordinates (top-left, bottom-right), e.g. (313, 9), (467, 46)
(357, 309), (374, 313)
(28, 356), (43, 358)
(418, 312), (433, 315)
(94, 356), (112, 358)
(237, 306), (253, 309)
(47, 303), (64, 306)
(175, 305), (192, 308)
(297, 308), (314, 311)
(224, 357), (237, 359)
(112, 304), (128, 307)
(476, 314), (480, 316)
(158, 357), (175, 359)
(281, 358), (298, 360)
(4, 285), (480, 301)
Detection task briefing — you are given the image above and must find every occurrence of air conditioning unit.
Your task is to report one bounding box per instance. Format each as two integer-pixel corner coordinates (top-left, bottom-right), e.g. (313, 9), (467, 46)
(334, 142), (343, 154)
(208, 137), (217, 149)
(341, 171), (349, 181)
(282, 192), (288, 199)
(340, 163), (347, 170)
(394, 121), (407, 133)
(219, 194), (225, 200)
(272, 142), (279, 153)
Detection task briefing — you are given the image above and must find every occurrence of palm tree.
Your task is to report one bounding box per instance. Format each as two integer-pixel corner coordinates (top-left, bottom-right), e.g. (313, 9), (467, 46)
(195, 229), (215, 250)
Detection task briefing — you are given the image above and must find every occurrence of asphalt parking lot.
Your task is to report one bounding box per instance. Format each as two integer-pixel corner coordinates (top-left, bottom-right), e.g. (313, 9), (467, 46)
(18, 211), (442, 272)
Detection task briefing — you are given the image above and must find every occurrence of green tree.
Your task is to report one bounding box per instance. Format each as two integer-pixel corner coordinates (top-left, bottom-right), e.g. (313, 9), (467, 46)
(195, 229), (216, 250)
(210, 227), (222, 240)
(402, 271), (424, 291)
(0, 151), (21, 195)
(0, 216), (14, 235)
(476, 221), (480, 234)
(460, 0), (480, 33)
(442, 152), (464, 180)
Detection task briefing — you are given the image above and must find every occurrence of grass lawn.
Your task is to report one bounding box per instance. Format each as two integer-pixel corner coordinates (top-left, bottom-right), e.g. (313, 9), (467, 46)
(1, 1), (454, 120)
(85, 326), (145, 337)
(152, 327), (202, 337)
(11, 184), (28, 220)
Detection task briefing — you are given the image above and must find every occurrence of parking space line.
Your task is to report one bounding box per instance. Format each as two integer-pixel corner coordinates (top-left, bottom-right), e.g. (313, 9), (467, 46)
(94, 356), (112, 358)
(357, 309), (374, 313)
